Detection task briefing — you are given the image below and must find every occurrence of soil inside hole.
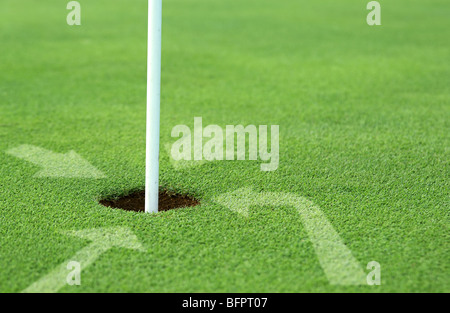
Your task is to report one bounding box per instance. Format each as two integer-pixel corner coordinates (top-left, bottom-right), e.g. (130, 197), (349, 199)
(100, 190), (199, 213)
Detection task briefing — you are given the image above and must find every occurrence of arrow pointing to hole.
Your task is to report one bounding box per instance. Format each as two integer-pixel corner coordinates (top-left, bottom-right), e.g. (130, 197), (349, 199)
(22, 227), (146, 293)
(215, 188), (366, 285)
(6, 145), (106, 178)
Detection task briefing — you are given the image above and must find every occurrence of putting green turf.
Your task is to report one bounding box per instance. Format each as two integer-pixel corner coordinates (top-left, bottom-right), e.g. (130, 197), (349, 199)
(0, 0), (449, 292)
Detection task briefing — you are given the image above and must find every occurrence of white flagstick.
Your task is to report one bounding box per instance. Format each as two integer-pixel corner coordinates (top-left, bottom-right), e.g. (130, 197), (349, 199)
(145, 0), (162, 213)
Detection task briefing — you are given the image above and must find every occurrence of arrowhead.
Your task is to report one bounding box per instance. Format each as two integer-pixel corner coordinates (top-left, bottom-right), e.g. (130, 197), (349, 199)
(214, 187), (259, 217)
(6, 145), (106, 179)
(35, 150), (106, 178)
(62, 227), (146, 252)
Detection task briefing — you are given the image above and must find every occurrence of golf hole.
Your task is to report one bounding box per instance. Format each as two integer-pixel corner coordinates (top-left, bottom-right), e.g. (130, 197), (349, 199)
(100, 190), (200, 213)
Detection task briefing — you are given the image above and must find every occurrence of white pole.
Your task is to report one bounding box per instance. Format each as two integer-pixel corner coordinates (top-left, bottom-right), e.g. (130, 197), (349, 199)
(145, 0), (162, 213)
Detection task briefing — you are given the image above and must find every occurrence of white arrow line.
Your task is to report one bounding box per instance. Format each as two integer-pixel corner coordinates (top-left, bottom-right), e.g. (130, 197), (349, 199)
(22, 227), (145, 293)
(6, 145), (106, 178)
(215, 188), (366, 285)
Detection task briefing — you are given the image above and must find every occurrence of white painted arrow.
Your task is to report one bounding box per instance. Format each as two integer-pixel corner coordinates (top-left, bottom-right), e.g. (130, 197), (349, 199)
(22, 227), (146, 293)
(215, 188), (366, 285)
(6, 145), (106, 178)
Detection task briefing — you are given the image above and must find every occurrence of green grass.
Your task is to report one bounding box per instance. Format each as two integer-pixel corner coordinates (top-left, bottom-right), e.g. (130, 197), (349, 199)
(0, 0), (449, 292)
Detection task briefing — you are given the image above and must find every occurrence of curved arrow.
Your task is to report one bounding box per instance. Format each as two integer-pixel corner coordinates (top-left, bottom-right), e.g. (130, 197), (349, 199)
(215, 188), (366, 285)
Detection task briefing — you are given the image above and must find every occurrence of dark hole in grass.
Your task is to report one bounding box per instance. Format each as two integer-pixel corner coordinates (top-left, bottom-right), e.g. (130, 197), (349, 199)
(100, 190), (200, 213)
